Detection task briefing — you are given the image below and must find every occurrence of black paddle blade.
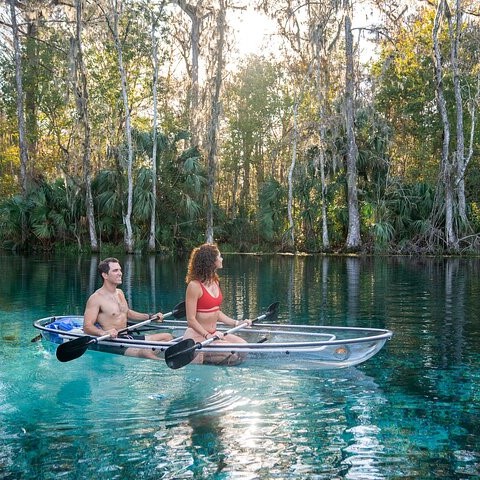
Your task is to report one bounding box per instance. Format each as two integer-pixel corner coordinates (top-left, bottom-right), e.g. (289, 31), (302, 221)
(266, 302), (279, 318)
(172, 301), (186, 319)
(56, 336), (94, 362)
(164, 338), (197, 369)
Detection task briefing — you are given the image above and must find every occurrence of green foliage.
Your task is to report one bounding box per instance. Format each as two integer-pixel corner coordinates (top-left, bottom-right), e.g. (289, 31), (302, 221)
(0, 178), (82, 251)
(1, 2), (479, 254)
(0, 195), (30, 250)
(258, 178), (286, 243)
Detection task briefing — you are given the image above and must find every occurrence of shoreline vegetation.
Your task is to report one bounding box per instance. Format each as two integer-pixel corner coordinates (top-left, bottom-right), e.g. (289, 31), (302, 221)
(1, 243), (480, 258)
(1, 2), (479, 257)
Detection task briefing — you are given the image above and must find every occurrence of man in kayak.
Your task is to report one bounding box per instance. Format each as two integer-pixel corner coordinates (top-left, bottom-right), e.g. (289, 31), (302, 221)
(83, 257), (172, 359)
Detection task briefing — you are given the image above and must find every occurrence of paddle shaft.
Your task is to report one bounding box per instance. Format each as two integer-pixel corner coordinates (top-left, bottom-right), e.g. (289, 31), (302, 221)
(94, 303), (183, 339)
(94, 316), (159, 342)
(84, 302), (184, 342)
(164, 302), (279, 369)
(168, 314), (263, 350)
(126, 302), (185, 331)
(198, 316), (262, 348)
(168, 312), (258, 344)
(56, 306), (178, 362)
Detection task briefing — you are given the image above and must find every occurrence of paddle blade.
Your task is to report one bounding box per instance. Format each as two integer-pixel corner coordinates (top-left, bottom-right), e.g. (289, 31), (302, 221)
(252, 302), (279, 324)
(56, 336), (94, 362)
(172, 301), (186, 319)
(164, 338), (197, 369)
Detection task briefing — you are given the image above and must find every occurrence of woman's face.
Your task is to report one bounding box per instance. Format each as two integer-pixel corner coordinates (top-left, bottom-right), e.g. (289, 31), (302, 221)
(214, 252), (223, 270)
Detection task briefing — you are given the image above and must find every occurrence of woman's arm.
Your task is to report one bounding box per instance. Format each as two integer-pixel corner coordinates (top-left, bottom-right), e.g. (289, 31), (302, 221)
(218, 311), (252, 328)
(218, 311), (237, 327)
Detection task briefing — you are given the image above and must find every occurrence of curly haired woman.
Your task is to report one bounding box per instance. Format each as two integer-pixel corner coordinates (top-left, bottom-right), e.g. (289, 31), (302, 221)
(182, 243), (251, 364)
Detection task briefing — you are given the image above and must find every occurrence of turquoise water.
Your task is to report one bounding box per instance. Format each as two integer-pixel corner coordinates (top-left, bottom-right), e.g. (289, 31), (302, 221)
(1, 254), (479, 479)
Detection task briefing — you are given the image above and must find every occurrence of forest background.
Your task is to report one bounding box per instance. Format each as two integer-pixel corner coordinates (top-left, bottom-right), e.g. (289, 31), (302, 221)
(0, 0), (479, 256)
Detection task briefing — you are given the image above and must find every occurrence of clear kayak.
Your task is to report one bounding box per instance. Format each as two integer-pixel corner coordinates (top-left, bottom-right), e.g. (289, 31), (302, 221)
(33, 316), (393, 370)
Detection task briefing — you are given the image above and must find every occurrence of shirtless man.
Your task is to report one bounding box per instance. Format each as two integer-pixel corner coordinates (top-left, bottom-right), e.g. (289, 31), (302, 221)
(83, 257), (172, 359)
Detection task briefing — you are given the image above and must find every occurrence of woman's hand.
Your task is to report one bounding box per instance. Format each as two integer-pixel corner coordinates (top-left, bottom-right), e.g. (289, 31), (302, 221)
(235, 319), (252, 327)
(152, 312), (164, 322)
(207, 331), (223, 339)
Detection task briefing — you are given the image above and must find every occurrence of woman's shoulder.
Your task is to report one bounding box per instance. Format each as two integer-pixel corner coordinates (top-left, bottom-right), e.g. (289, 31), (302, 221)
(187, 280), (203, 293)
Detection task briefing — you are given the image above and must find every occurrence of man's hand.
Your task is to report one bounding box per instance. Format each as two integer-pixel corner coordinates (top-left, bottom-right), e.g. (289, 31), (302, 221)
(105, 328), (119, 338)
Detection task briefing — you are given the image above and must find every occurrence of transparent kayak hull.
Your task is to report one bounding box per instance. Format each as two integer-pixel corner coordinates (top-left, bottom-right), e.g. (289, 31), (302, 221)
(33, 316), (393, 370)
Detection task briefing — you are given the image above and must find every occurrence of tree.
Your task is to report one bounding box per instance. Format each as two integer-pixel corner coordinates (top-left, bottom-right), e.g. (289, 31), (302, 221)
(100, 0), (135, 253)
(147, 1), (167, 252)
(8, 0), (28, 196)
(431, 0), (477, 251)
(205, 0), (227, 243)
(74, 0), (98, 252)
(170, 0), (213, 148)
(344, 7), (361, 250)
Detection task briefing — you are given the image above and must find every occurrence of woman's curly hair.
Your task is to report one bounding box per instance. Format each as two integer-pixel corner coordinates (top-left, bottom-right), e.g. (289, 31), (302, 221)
(186, 244), (220, 284)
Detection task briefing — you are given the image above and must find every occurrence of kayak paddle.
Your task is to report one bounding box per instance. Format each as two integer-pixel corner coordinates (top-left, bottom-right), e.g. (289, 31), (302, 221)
(126, 301), (186, 332)
(55, 301), (185, 363)
(164, 302), (279, 370)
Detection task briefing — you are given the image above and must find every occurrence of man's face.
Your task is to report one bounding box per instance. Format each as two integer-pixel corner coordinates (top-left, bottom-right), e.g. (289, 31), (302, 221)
(104, 262), (122, 285)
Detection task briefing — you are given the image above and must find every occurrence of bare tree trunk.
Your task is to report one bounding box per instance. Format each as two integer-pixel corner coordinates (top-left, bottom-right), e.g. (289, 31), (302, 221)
(344, 12), (361, 250)
(105, 0), (134, 253)
(172, 0), (207, 148)
(9, 0), (29, 196)
(205, 0), (226, 243)
(318, 148), (330, 249)
(25, 15), (38, 168)
(433, 0), (457, 250)
(239, 136), (252, 212)
(449, 0), (466, 224)
(316, 58), (330, 250)
(75, 0), (98, 252)
(189, 8), (201, 148)
(148, 8), (163, 252)
(445, 0), (474, 231)
(287, 98), (299, 250)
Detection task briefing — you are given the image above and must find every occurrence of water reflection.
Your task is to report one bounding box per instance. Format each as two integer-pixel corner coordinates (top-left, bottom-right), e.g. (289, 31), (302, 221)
(1, 254), (480, 479)
(149, 366), (389, 479)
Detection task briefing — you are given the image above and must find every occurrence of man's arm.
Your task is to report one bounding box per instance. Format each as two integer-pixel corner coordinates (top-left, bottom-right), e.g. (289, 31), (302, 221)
(121, 290), (164, 322)
(127, 308), (164, 322)
(83, 295), (110, 336)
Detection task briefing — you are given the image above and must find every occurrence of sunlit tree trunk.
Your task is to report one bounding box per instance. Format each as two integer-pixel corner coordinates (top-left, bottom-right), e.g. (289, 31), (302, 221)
(445, 0), (476, 231)
(315, 57), (331, 250)
(433, 0), (457, 250)
(344, 12), (361, 250)
(75, 0), (98, 252)
(104, 0), (134, 253)
(172, 0), (206, 148)
(205, 0), (226, 243)
(9, 0), (28, 196)
(448, 0), (467, 224)
(287, 98), (299, 250)
(24, 13), (39, 169)
(148, 9), (162, 252)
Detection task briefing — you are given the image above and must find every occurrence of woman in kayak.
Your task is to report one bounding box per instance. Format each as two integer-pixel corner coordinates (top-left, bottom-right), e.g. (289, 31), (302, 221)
(183, 243), (252, 364)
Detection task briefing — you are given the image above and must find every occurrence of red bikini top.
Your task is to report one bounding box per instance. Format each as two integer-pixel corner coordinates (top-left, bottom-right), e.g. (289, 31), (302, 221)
(196, 281), (223, 313)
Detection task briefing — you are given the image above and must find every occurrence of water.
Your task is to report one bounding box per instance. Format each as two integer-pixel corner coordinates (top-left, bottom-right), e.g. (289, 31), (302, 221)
(1, 254), (479, 479)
